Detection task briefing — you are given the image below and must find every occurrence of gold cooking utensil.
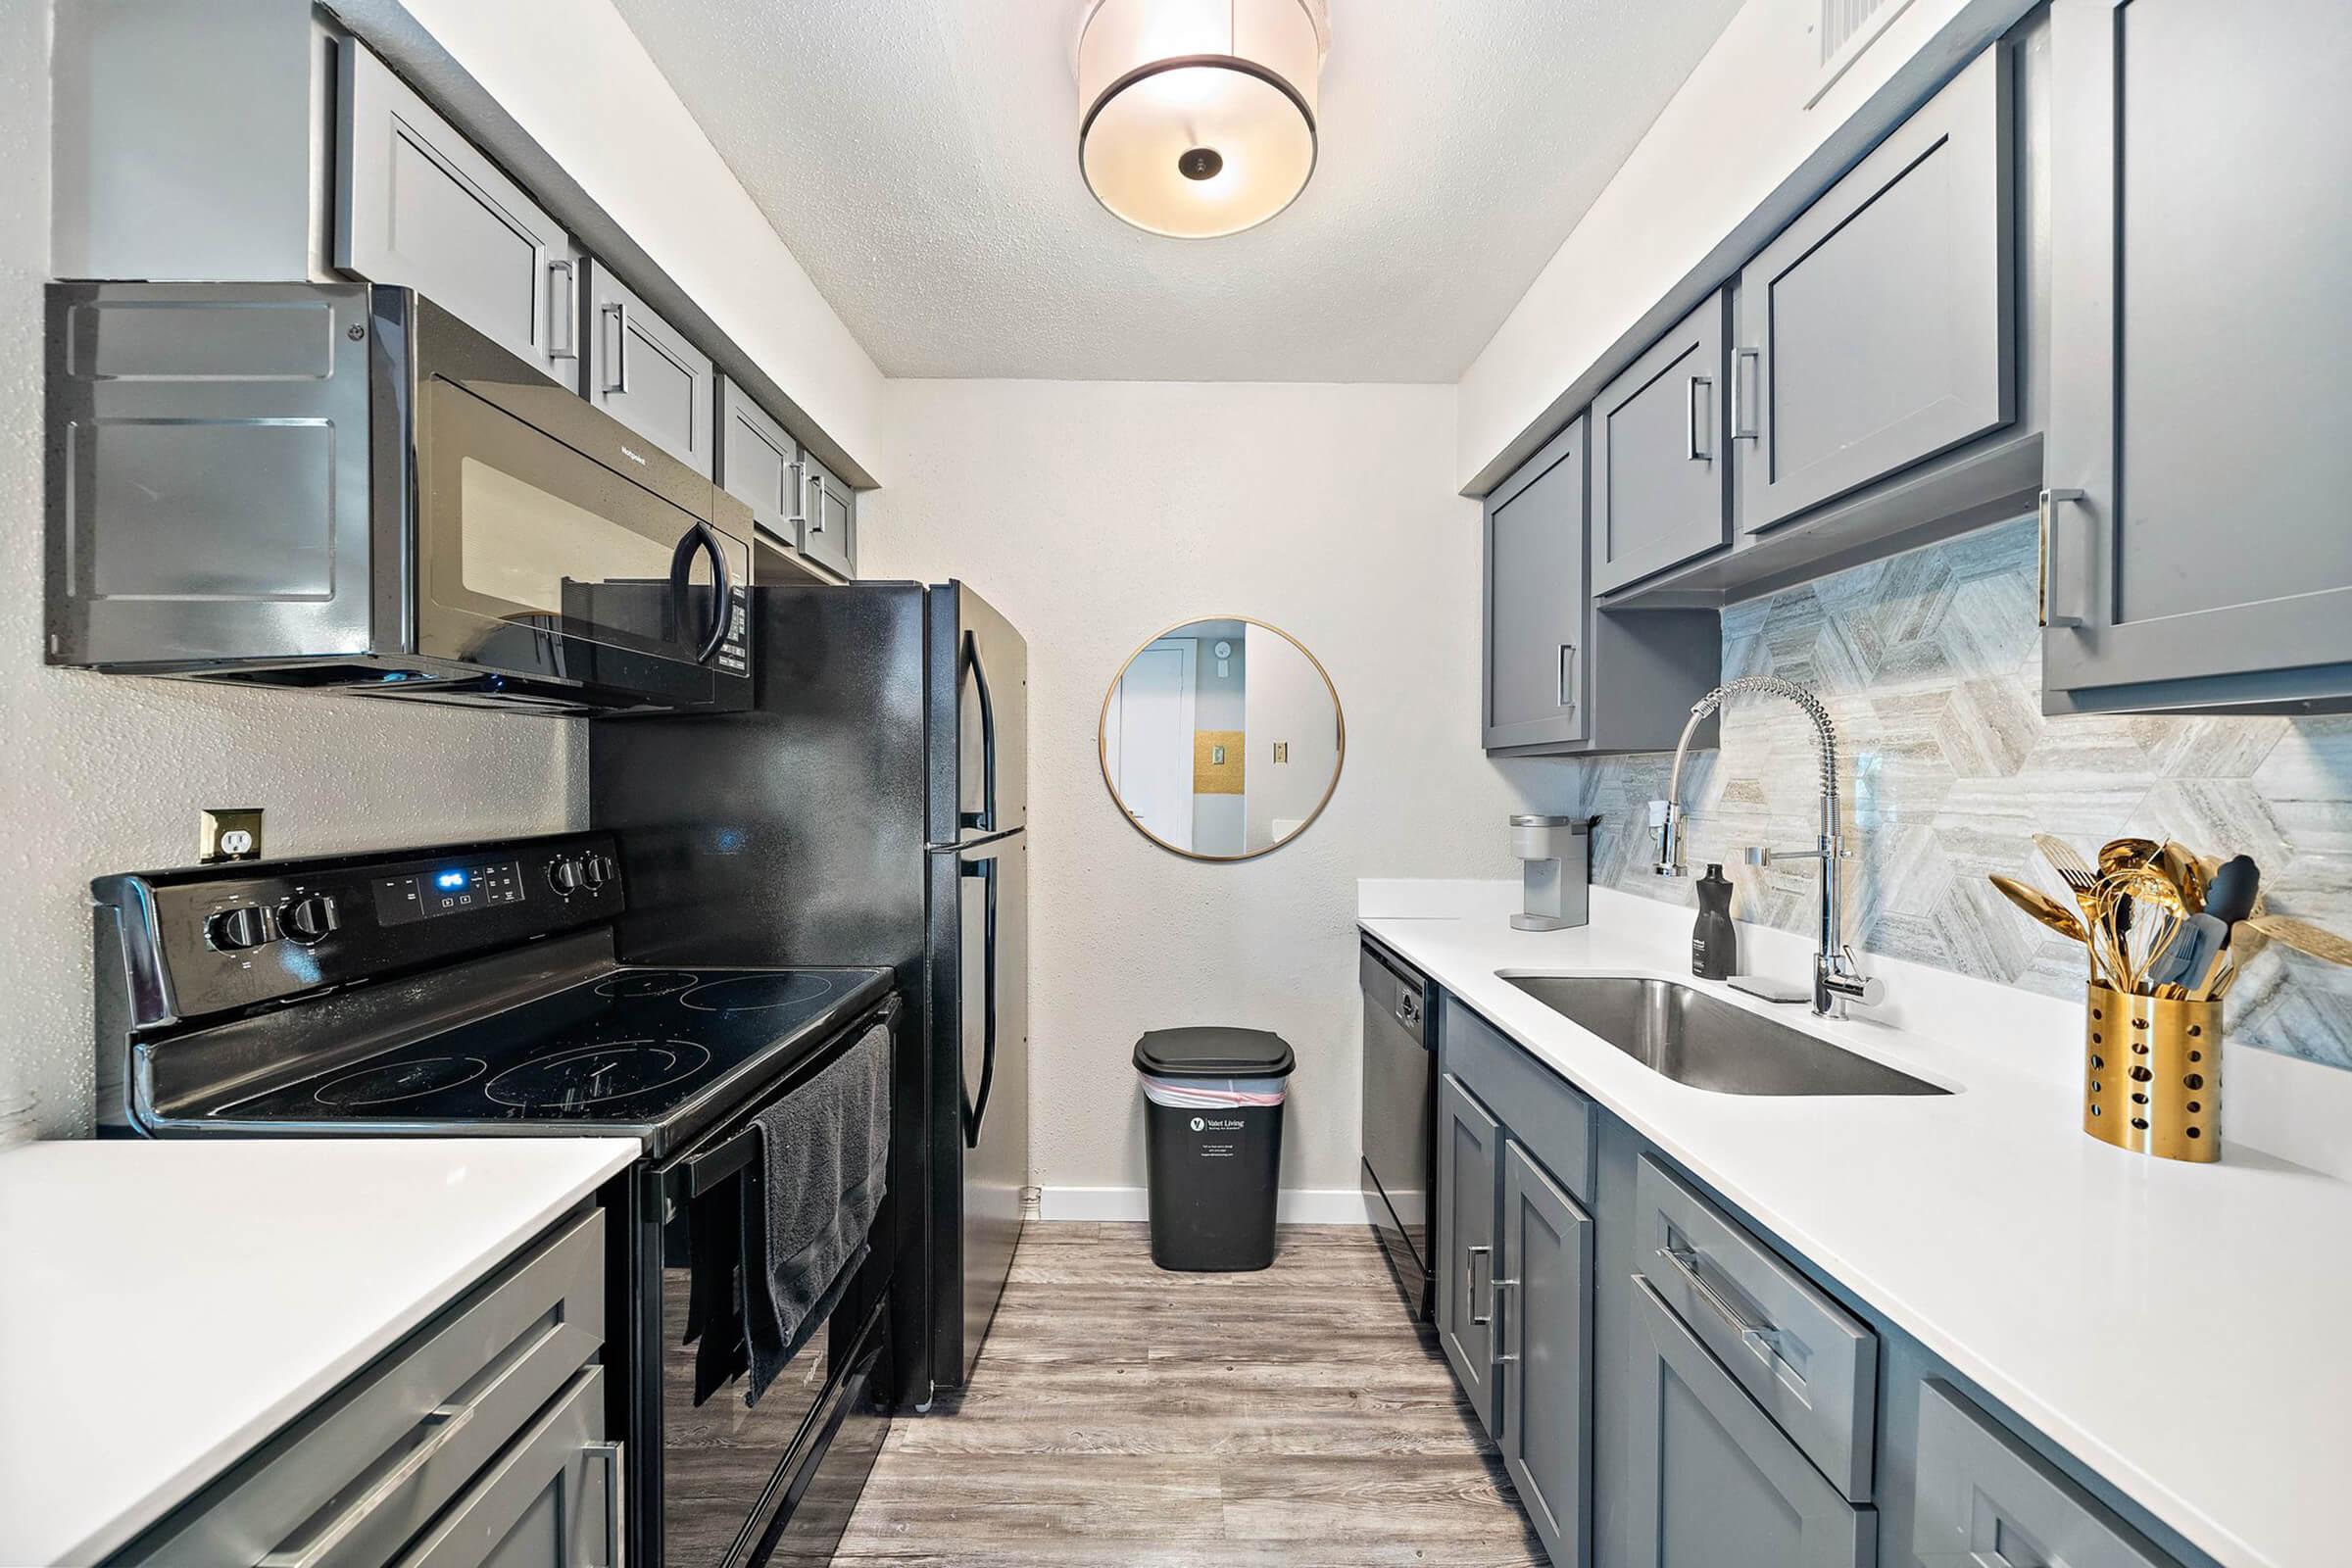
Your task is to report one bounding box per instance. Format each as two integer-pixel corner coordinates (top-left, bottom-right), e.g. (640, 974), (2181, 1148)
(2241, 913), (2352, 967)
(1987, 874), (2088, 944)
(2098, 837), (2162, 874)
(2159, 841), (2209, 911)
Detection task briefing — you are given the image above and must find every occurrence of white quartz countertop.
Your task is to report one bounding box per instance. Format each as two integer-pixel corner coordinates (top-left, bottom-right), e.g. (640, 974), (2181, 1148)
(1362, 886), (2352, 1568)
(0, 1136), (639, 1566)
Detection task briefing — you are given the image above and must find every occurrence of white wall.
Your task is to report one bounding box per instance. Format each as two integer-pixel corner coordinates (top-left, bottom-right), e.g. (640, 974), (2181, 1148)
(0, 0), (579, 1137)
(336, 0), (888, 485)
(863, 380), (1571, 1201)
(1455, 0), (2034, 493)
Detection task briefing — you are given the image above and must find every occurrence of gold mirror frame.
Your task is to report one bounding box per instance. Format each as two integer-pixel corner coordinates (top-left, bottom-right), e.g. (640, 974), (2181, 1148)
(1098, 615), (1346, 862)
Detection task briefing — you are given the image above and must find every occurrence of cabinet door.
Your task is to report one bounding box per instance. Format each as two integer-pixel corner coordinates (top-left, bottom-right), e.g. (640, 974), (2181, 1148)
(1436, 1071), (1502, 1431)
(1736, 46), (2014, 533)
(1592, 291), (1732, 595)
(1484, 418), (1588, 751)
(1913, 1380), (2174, 1568)
(2042, 0), (2352, 707)
(1627, 1277), (1873, 1568)
(336, 40), (578, 382)
(583, 263), (714, 477)
(393, 1368), (617, 1568)
(1500, 1141), (1593, 1567)
(717, 376), (802, 551)
(800, 450), (857, 578)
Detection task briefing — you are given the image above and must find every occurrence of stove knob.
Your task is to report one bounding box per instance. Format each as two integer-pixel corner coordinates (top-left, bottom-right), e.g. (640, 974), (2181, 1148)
(205, 905), (273, 952)
(278, 893), (339, 946)
(581, 854), (617, 890)
(548, 858), (581, 895)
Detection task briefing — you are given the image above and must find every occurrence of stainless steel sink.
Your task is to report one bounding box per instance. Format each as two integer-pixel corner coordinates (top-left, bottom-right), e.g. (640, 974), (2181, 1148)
(1500, 975), (1948, 1097)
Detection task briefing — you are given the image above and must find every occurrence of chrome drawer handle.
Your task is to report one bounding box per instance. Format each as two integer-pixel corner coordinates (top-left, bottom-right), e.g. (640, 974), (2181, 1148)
(586, 1440), (626, 1566)
(260, 1400), (477, 1567)
(1655, 1244), (1785, 1357)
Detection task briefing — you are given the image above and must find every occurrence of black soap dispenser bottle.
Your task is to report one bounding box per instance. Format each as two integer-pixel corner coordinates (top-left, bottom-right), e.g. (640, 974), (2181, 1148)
(1691, 863), (1737, 980)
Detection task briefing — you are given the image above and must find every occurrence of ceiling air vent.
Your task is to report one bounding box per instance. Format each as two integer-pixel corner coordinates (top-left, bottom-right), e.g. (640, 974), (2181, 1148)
(1807, 0), (1919, 108)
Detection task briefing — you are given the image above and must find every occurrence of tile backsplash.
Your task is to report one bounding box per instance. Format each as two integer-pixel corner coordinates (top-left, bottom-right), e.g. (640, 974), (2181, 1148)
(1575, 517), (2352, 1070)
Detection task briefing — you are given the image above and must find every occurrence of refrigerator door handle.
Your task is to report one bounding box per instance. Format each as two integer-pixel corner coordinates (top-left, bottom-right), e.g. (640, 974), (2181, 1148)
(960, 630), (998, 835)
(960, 855), (999, 1150)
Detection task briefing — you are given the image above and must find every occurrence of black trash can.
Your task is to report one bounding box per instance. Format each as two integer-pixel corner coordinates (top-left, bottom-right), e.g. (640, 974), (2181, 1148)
(1134, 1026), (1297, 1271)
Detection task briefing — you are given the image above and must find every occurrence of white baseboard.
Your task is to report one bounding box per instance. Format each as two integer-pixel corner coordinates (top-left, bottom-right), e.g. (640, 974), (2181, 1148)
(1035, 1186), (1375, 1225)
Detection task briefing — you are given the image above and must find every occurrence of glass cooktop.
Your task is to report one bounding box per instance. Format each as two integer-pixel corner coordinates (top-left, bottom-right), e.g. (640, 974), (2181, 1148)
(211, 965), (892, 1130)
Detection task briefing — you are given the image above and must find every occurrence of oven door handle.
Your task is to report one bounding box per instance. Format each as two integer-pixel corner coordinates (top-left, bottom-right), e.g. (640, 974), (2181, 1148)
(671, 999), (901, 1200)
(669, 521), (735, 665)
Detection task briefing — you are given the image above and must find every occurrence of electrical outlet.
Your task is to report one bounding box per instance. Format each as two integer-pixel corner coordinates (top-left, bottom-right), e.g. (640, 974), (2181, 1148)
(1273, 742), (1289, 763)
(199, 808), (265, 863)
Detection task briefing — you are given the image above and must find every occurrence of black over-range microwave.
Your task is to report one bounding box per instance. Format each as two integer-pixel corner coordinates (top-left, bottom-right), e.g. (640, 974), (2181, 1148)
(46, 282), (751, 713)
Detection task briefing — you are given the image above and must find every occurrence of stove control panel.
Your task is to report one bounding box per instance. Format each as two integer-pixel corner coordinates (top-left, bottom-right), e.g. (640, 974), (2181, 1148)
(94, 832), (625, 1027)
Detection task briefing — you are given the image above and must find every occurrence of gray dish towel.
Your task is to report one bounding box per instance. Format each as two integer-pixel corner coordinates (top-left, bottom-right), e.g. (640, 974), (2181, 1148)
(739, 1018), (892, 1406)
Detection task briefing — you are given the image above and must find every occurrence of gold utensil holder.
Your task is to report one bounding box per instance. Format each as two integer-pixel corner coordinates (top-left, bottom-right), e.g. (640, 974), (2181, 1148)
(2083, 983), (2220, 1162)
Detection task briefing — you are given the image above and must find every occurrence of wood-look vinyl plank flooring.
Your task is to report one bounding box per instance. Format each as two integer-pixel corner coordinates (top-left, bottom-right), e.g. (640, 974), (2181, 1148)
(835, 1222), (1544, 1565)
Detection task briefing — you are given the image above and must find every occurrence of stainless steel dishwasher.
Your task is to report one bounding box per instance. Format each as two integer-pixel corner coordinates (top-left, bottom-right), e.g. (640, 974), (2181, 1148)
(1359, 937), (1436, 1319)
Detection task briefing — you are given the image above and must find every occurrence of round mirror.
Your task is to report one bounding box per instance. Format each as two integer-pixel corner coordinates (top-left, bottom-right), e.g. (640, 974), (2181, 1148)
(1099, 617), (1345, 860)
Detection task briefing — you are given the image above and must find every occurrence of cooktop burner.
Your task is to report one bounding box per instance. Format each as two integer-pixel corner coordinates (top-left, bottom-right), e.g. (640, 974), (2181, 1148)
(204, 964), (893, 1139)
(485, 1040), (712, 1109)
(682, 973), (837, 1012)
(594, 971), (698, 1000)
(315, 1054), (488, 1107)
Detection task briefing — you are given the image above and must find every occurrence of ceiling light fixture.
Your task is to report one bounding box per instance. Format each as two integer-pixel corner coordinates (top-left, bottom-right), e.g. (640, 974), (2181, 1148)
(1076, 0), (1330, 239)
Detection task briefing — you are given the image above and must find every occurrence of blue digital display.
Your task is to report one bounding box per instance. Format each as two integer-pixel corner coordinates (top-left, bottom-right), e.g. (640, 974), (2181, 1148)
(434, 870), (469, 891)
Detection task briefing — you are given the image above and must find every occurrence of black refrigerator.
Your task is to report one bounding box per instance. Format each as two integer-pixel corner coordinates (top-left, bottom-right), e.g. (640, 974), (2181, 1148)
(590, 580), (1028, 1407)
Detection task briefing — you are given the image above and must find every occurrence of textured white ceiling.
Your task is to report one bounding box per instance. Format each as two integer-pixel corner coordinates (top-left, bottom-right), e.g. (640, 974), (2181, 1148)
(610, 0), (1745, 381)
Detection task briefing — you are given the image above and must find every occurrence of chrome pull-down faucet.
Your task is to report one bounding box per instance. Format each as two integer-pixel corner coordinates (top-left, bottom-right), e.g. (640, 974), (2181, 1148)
(1649, 676), (1884, 1019)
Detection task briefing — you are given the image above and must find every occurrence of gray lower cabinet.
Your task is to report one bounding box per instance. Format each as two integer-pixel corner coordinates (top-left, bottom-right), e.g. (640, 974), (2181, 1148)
(717, 376), (805, 553)
(1912, 1380), (2168, 1568)
(2041, 0), (2352, 713)
(799, 450), (858, 578)
(1736, 45), (2015, 534)
(1627, 1275), (1873, 1568)
(583, 262), (714, 477)
(110, 1208), (610, 1568)
(1500, 1142), (1594, 1567)
(1437, 1071), (1503, 1424)
(336, 40), (580, 383)
(1591, 291), (1733, 595)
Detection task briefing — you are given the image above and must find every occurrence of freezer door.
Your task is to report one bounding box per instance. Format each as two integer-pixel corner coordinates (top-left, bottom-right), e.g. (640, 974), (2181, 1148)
(926, 831), (1028, 1388)
(929, 583), (1028, 844)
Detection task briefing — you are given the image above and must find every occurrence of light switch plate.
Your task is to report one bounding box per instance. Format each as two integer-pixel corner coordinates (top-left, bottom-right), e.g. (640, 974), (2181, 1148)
(199, 808), (265, 863)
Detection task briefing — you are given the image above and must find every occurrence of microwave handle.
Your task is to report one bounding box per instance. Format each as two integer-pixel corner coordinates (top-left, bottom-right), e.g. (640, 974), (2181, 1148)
(669, 522), (736, 664)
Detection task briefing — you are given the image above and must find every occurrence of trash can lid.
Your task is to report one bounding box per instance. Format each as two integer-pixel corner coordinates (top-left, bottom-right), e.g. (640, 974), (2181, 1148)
(1133, 1026), (1296, 1078)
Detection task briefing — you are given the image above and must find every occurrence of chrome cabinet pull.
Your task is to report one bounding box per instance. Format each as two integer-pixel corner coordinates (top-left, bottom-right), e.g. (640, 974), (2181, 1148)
(1490, 1275), (1521, 1366)
(585, 1440), (626, 1566)
(2037, 487), (2086, 629)
(260, 1401), (478, 1567)
(1655, 1244), (1785, 1358)
(786, 458), (809, 529)
(1687, 374), (1713, 461)
(548, 260), (576, 361)
(1731, 347), (1761, 440)
(1557, 643), (1578, 711)
(603, 301), (630, 394)
(806, 468), (826, 536)
(1466, 1244), (1494, 1327)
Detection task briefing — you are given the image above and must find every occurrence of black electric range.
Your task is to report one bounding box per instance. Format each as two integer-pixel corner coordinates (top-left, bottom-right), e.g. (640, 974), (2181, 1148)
(91, 831), (904, 1568)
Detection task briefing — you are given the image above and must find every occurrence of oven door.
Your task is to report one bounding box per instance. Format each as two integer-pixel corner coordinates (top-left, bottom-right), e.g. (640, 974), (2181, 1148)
(409, 304), (751, 709)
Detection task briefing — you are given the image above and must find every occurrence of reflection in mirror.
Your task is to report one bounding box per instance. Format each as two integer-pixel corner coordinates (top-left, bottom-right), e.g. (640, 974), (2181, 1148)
(1100, 618), (1344, 860)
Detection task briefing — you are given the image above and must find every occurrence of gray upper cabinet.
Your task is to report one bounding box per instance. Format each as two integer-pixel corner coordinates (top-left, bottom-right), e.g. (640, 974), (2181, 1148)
(1626, 1276), (1873, 1568)
(583, 261), (714, 477)
(717, 376), (804, 551)
(1485, 419), (1590, 751)
(1592, 291), (1733, 595)
(1912, 1380), (2172, 1568)
(337, 39), (580, 382)
(1500, 1142), (1593, 1568)
(1736, 46), (2015, 534)
(1437, 1071), (1502, 1430)
(2041, 0), (2352, 712)
(799, 450), (858, 579)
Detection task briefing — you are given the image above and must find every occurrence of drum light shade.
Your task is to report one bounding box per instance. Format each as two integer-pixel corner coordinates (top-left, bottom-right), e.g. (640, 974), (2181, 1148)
(1077, 0), (1329, 239)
